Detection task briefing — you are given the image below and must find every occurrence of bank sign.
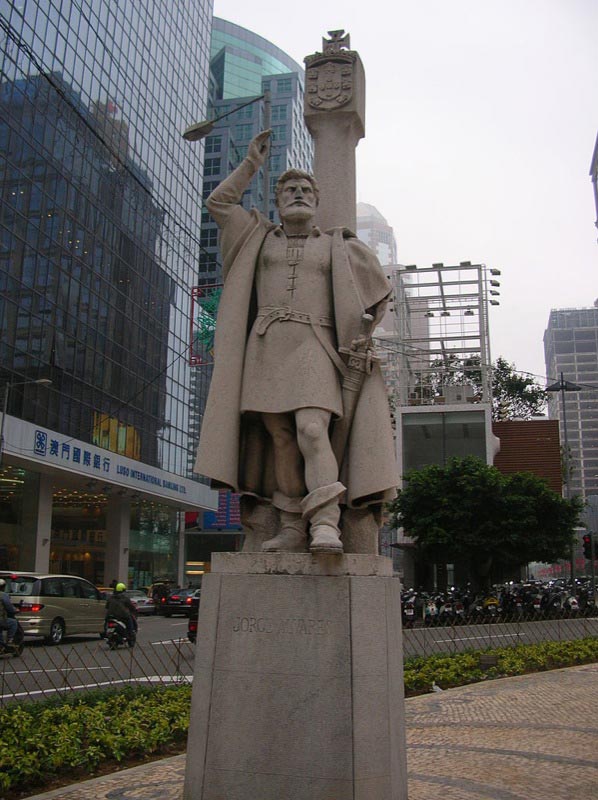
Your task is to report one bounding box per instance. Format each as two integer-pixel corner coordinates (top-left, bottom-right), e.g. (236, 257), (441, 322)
(5, 416), (216, 511)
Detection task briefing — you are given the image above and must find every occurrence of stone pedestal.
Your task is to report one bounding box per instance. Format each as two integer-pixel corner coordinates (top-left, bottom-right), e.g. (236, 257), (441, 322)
(183, 553), (408, 800)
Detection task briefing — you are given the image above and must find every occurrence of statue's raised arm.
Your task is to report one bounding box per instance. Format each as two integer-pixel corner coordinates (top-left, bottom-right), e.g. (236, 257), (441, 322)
(206, 130), (271, 226)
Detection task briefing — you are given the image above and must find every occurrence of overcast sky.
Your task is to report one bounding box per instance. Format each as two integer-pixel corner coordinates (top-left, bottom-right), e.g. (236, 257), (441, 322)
(214, 0), (597, 383)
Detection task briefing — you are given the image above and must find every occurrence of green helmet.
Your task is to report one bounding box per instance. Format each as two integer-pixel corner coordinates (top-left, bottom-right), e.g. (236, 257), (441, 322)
(115, 582), (127, 592)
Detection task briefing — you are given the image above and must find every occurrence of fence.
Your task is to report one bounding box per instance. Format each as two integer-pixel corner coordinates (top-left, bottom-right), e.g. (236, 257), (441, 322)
(0, 638), (195, 706)
(2, 616), (598, 705)
(402, 614), (598, 658)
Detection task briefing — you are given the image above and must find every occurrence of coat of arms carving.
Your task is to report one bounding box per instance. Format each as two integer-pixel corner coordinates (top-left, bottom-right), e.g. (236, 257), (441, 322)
(307, 61), (353, 110)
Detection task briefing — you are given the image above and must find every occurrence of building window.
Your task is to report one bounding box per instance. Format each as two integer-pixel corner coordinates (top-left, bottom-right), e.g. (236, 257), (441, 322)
(234, 124), (253, 141)
(205, 136), (222, 154)
(271, 105), (287, 122)
(204, 158), (221, 177)
(272, 124), (287, 142)
(277, 78), (292, 93)
(200, 228), (218, 248)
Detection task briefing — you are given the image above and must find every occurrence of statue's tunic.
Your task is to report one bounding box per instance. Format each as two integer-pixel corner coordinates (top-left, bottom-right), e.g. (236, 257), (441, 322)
(241, 228), (342, 416)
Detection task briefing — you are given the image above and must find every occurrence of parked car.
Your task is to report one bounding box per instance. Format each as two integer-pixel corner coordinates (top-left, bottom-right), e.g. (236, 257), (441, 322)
(124, 589), (155, 616)
(1, 571), (105, 645)
(159, 587), (199, 617)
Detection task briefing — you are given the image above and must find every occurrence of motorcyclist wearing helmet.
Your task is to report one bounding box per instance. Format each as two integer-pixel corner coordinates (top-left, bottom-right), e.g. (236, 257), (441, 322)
(105, 582), (138, 642)
(0, 578), (18, 645)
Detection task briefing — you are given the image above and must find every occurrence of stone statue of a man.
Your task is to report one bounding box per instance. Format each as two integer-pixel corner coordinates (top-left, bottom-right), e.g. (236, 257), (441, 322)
(194, 130), (398, 554)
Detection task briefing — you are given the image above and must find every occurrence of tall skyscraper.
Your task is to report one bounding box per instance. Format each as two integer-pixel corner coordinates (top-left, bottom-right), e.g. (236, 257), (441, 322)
(0, 0), (215, 583)
(544, 303), (598, 499)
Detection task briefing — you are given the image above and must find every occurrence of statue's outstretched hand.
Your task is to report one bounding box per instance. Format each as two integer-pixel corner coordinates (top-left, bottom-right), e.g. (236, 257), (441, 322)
(247, 130), (272, 167)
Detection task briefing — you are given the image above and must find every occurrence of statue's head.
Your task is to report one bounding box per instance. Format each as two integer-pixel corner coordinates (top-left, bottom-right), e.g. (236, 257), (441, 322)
(275, 169), (319, 224)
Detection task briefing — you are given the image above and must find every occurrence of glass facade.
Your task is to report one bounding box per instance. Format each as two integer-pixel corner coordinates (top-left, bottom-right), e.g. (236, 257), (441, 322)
(211, 18), (303, 100)
(402, 410), (487, 472)
(544, 305), (598, 498)
(0, 0), (213, 479)
(0, 0), (217, 581)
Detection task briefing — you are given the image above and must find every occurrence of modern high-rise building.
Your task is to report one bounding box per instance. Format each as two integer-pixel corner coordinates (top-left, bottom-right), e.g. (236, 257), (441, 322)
(0, 0), (216, 584)
(544, 303), (598, 499)
(188, 18), (314, 482)
(356, 202), (398, 267)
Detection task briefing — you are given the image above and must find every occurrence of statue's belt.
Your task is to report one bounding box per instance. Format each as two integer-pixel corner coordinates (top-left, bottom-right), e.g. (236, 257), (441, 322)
(255, 306), (346, 377)
(255, 306), (334, 333)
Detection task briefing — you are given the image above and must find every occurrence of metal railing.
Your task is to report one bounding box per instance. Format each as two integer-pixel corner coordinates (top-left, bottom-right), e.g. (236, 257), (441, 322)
(0, 637), (195, 706)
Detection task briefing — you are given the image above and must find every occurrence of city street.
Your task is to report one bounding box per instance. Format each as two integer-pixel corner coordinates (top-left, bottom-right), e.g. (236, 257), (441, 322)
(0, 614), (195, 704)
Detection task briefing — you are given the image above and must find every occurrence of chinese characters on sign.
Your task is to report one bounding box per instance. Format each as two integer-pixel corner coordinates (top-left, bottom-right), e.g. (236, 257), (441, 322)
(33, 429), (187, 495)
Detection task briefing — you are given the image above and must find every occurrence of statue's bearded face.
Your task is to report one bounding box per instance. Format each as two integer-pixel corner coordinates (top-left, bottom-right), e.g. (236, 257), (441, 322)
(277, 178), (317, 224)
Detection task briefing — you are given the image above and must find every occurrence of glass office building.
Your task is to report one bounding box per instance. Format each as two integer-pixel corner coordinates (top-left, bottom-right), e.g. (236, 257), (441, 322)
(0, 0), (216, 583)
(544, 304), (598, 499)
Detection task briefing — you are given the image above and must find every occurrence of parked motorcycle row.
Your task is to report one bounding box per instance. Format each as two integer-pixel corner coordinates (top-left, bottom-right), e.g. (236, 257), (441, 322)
(400, 579), (598, 628)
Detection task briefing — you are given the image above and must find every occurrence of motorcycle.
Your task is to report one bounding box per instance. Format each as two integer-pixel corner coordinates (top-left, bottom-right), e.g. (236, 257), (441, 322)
(105, 617), (136, 649)
(0, 618), (25, 657)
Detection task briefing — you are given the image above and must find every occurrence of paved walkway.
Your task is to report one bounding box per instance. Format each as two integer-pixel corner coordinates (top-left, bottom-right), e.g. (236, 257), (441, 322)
(23, 664), (598, 800)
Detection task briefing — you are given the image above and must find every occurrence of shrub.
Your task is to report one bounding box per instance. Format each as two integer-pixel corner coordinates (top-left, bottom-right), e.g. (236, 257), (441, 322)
(403, 636), (598, 694)
(0, 685), (192, 793)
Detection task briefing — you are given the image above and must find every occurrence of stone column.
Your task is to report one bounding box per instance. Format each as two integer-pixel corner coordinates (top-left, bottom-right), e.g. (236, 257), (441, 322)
(304, 30), (365, 232)
(20, 472), (53, 572)
(104, 495), (131, 585)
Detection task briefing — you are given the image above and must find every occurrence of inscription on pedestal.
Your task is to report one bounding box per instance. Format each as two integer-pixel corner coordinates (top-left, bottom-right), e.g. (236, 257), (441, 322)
(232, 615), (335, 635)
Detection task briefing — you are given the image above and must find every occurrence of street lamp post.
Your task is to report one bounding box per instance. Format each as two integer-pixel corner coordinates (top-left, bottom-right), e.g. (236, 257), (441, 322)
(0, 378), (52, 465)
(546, 372), (582, 585)
(183, 91), (272, 216)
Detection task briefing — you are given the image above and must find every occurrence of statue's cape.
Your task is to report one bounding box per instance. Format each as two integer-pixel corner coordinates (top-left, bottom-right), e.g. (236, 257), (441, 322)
(194, 208), (398, 508)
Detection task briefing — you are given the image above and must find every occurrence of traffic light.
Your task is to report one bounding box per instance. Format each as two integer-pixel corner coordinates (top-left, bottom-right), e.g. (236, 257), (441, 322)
(582, 533), (592, 560)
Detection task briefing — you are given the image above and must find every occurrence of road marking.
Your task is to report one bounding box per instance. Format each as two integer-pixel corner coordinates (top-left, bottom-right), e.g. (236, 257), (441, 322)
(149, 638), (190, 645)
(1, 675), (194, 701)
(10, 666), (113, 676)
(433, 632), (526, 644)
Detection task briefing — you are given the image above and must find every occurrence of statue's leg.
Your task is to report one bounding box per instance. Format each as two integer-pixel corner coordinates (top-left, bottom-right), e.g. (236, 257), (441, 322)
(295, 408), (345, 554)
(260, 413), (308, 552)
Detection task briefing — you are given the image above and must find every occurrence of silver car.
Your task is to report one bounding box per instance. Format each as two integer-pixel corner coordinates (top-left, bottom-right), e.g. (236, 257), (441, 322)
(1, 572), (105, 644)
(124, 589), (156, 616)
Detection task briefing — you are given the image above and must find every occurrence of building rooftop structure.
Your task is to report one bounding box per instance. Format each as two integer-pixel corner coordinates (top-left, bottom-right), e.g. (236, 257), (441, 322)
(386, 262), (494, 409)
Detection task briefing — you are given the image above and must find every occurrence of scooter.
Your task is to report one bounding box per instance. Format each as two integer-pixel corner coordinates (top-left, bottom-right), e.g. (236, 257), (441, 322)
(0, 618), (25, 657)
(105, 617), (136, 649)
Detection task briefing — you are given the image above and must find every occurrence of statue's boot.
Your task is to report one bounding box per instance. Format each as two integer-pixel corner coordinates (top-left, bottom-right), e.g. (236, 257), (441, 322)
(262, 493), (308, 553)
(301, 482), (345, 554)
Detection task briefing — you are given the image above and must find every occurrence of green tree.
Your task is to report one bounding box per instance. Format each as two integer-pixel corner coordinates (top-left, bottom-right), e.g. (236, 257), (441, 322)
(388, 456), (582, 588)
(490, 356), (546, 421)
(422, 355), (546, 421)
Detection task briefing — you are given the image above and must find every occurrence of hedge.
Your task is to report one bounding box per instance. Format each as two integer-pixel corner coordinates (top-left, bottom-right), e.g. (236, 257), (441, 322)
(403, 636), (598, 694)
(0, 685), (191, 794)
